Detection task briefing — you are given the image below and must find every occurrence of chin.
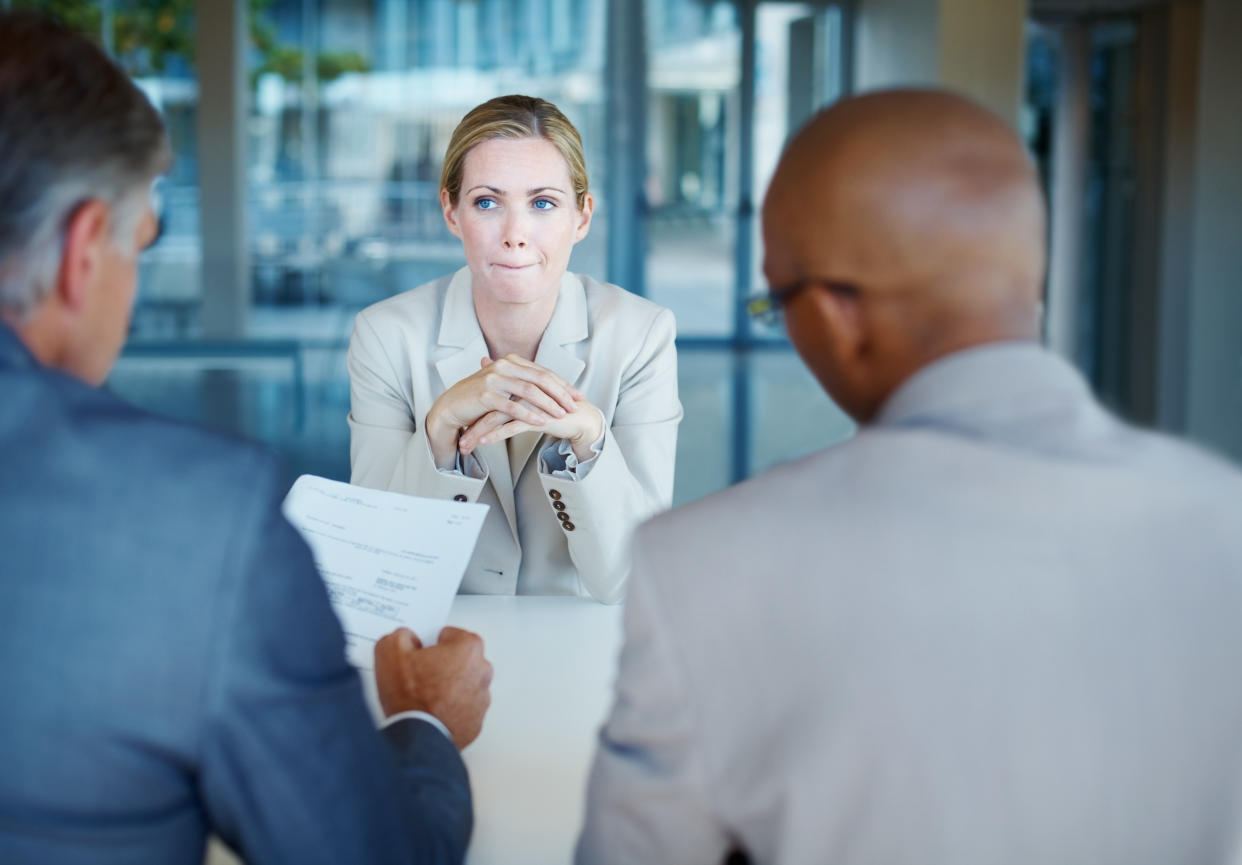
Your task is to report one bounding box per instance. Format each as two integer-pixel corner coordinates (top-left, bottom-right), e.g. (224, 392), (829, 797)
(482, 267), (560, 304)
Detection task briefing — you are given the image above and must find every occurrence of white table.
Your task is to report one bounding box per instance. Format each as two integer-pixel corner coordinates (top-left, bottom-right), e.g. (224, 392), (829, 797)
(447, 596), (624, 865)
(207, 595), (624, 865)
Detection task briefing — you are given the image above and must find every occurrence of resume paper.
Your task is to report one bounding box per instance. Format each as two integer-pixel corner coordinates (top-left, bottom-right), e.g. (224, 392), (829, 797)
(282, 474), (488, 670)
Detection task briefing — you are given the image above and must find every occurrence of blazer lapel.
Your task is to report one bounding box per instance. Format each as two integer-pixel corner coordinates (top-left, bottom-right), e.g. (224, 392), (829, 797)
(509, 273), (590, 474)
(431, 268), (519, 543)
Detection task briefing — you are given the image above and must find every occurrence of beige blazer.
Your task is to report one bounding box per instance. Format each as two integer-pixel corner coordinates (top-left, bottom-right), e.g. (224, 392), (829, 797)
(347, 267), (681, 603)
(578, 343), (1242, 864)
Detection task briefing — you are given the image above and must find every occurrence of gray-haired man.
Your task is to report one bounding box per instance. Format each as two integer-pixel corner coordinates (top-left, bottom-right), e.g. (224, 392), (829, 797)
(0, 13), (490, 864)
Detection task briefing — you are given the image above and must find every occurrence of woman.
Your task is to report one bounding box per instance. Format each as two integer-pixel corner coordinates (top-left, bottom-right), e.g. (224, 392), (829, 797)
(347, 95), (681, 604)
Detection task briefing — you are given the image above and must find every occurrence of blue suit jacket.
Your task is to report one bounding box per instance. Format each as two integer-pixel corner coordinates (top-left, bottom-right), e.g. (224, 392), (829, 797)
(0, 325), (471, 864)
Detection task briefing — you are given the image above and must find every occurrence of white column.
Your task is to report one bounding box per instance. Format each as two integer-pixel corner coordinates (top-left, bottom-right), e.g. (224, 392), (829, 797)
(853, 0), (1027, 125)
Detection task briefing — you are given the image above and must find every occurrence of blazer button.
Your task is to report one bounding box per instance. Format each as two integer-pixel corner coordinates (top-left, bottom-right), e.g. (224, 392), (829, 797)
(557, 512), (570, 522)
(552, 501), (566, 511)
(548, 489), (562, 501)
(562, 521), (575, 532)
(453, 494), (468, 502)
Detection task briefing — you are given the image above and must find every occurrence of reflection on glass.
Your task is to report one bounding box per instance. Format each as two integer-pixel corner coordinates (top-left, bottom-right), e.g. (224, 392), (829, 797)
(747, 351), (853, 477)
(748, 2), (844, 341)
(245, 0), (607, 329)
(643, 0), (738, 337)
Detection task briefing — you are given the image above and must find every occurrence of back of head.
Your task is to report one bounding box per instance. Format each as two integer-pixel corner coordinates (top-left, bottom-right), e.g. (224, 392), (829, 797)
(762, 88), (1047, 421)
(0, 11), (170, 321)
(440, 94), (589, 209)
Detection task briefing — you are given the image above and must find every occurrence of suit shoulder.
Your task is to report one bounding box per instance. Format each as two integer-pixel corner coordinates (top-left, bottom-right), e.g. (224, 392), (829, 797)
(637, 444), (848, 550)
(44, 376), (286, 509)
(578, 273), (674, 334)
(354, 271), (454, 339)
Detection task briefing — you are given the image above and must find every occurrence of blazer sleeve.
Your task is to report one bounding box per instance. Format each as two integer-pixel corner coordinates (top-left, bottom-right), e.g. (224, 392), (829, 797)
(538, 307), (682, 604)
(576, 533), (729, 864)
(197, 456), (472, 864)
(347, 309), (487, 501)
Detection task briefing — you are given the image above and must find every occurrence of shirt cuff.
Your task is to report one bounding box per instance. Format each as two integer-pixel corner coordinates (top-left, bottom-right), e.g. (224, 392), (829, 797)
(540, 409), (606, 480)
(381, 709), (452, 741)
(426, 431), (486, 480)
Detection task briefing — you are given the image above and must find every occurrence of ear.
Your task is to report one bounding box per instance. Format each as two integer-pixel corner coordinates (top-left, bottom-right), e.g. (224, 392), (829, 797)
(814, 286), (868, 363)
(440, 187), (462, 239)
(56, 199), (111, 312)
(573, 192), (594, 243)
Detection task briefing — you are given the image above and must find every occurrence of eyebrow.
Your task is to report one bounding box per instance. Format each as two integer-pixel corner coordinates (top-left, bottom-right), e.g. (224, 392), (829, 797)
(465, 185), (567, 197)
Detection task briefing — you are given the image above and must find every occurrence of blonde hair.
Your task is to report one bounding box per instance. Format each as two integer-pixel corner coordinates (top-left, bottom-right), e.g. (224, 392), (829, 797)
(441, 94), (589, 210)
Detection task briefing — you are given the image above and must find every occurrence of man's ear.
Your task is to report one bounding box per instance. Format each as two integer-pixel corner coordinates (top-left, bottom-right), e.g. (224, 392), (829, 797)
(815, 286), (868, 364)
(56, 199), (110, 312)
(440, 188), (462, 239)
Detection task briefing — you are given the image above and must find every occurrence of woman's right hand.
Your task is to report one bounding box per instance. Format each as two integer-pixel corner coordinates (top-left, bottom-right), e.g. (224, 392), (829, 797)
(424, 354), (583, 469)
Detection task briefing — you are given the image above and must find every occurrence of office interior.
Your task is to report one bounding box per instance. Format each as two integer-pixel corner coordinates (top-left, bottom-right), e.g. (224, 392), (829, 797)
(10, 0), (1239, 504)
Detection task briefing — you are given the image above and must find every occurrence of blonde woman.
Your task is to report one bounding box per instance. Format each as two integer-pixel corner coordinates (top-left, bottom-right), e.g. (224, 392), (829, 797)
(347, 95), (681, 604)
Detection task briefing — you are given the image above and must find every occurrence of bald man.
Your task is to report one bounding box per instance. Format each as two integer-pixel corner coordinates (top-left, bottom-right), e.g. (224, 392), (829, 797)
(575, 89), (1242, 865)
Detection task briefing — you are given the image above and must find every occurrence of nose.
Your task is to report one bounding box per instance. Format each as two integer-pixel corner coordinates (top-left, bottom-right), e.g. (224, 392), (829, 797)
(501, 209), (529, 250)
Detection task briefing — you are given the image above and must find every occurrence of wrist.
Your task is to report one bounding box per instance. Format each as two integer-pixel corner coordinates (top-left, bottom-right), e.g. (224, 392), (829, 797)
(570, 405), (604, 446)
(424, 410), (460, 469)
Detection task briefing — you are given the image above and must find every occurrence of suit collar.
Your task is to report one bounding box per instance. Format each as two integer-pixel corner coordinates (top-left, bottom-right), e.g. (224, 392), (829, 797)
(875, 341), (1100, 437)
(532, 271), (588, 389)
(434, 268), (588, 390)
(436, 267), (484, 349)
(432, 268), (590, 546)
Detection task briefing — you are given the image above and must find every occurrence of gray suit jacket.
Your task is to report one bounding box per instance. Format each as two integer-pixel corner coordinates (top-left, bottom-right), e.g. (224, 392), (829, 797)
(577, 342), (1242, 865)
(0, 325), (471, 864)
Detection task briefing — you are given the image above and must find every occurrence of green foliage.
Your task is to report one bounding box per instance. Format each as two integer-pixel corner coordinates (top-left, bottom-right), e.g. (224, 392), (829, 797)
(12, 0), (371, 84)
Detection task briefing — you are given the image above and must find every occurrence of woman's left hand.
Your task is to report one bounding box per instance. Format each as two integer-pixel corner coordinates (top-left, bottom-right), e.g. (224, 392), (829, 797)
(458, 359), (603, 462)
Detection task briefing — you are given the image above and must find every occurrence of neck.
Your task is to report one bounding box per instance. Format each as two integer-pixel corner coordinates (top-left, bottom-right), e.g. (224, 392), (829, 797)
(473, 291), (559, 361)
(4, 307), (65, 372)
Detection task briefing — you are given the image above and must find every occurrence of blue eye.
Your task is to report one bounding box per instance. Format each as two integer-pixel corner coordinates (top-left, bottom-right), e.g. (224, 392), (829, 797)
(474, 197), (498, 211)
(533, 198), (556, 211)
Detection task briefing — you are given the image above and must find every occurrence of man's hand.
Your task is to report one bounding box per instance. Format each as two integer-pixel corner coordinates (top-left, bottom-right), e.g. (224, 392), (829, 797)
(374, 626), (493, 749)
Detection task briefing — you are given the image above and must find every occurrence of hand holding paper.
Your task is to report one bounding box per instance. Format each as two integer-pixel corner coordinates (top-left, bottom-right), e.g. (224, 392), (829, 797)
(282, 474), (488, 669)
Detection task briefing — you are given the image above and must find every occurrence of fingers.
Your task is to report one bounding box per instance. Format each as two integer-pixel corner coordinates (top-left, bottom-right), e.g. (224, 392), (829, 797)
(485, 354), (581, 413)
(437, 626), (478, 645)
(437, 628), (492, 688)
(374, 628), (424, 719)
(459, 411), (517, 454)
(490, 374), (568, 419)
(478, 387), (557, 426)
(475, 417), (536, 447)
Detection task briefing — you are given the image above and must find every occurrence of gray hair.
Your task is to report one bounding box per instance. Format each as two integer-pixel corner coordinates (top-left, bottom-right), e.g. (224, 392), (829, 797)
(0, 12), (171, 320)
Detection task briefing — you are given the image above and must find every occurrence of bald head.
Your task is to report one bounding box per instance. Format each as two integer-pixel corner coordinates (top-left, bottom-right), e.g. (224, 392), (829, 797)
(762, 89), (1046, 421)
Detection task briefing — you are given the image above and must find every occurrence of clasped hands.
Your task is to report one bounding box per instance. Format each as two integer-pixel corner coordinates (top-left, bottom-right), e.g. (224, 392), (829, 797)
(425, 354), (603, 468)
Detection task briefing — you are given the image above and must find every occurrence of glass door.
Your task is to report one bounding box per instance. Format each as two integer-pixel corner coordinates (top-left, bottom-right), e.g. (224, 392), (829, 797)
(639, 0), (854, 497)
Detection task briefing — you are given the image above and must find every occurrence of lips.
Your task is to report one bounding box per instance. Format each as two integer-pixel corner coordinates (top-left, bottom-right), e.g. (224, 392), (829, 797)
(494, 263), (536, 271)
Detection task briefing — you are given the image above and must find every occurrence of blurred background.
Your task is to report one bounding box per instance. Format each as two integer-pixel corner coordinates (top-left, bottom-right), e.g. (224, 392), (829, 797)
(8, 0), (1239, 505)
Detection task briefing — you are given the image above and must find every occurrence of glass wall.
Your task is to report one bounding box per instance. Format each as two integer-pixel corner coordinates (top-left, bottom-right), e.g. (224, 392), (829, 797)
(30, 0), (856, 506)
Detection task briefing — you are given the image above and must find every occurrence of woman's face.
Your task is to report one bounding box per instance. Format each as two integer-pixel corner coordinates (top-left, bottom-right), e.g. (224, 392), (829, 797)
(442, 136), (593, 307)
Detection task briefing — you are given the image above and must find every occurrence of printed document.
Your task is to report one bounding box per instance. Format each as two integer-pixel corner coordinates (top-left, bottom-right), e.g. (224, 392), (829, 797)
(282, 474), (488, 670)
